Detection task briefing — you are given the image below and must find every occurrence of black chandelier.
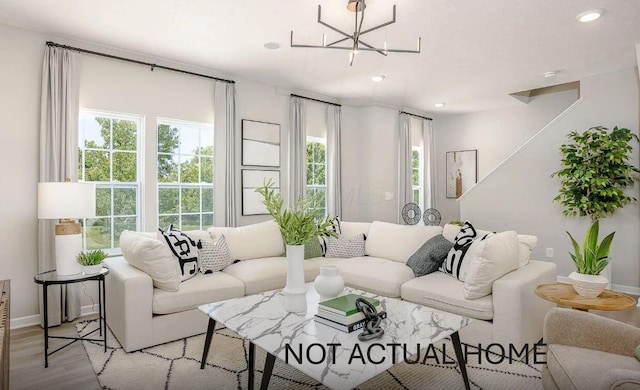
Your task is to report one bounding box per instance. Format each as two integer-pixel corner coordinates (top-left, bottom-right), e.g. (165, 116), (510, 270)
(290, 0), (421, 66)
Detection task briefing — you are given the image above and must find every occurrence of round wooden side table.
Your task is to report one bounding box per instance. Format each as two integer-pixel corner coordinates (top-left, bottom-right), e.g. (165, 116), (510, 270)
(535, 283), (636, 311)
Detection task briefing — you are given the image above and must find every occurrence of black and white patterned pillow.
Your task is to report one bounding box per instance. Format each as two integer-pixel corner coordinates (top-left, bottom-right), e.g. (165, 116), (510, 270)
(158, 225), (199, 282)
(325, 233), (365, 258)
(198, 235), (233, 273)
(320, 216), (342, 255)
(440, 221), (487, 281)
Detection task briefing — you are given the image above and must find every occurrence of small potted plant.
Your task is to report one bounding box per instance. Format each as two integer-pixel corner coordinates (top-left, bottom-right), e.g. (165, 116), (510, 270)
(552, 126), (638, 297)
(77, 249), (108, 275)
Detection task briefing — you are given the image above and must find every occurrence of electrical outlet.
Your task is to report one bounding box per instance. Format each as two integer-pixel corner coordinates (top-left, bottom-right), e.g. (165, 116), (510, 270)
(546, 248), (554, 258)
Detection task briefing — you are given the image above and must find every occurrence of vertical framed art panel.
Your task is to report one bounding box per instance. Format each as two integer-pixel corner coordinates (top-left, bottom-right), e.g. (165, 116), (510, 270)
(241, 169), (280, 216)
(241, 119), (281, 167)
(446, 150), (478, 199)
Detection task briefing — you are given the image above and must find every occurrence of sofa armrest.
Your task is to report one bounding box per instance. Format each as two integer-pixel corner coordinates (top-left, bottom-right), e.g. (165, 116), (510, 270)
(600, 369), (640, 389)
(492, 260), (557, 347)
(544, 307), (640, 356)
(104, 256), (154, 352)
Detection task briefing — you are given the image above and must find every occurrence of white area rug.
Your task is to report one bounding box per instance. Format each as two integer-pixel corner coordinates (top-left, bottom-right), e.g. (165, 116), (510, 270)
(77, 320), (543, 390)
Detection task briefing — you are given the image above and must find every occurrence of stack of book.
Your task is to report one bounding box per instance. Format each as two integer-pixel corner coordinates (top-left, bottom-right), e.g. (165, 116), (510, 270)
(315, 294), (386, 333)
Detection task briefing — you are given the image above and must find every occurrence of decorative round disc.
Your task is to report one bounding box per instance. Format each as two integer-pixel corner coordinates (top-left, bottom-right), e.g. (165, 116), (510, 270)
(402, 203), (421, 225)
(423, 208), (442, 226)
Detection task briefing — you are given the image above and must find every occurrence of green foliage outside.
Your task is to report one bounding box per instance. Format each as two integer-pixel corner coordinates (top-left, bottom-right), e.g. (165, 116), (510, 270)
(567, 220), (613, 275)
(306, 142), (327, 216)
(552, 126), (639, 275)
(79, 117), (214, 249)
(256, 179), (337, 246)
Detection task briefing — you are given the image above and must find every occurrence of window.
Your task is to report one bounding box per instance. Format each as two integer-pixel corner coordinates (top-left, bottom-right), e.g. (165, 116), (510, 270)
(157, 119), (214, 231)
(412, 147), (423, 209)
(78, 111), (142, 251)
(306, 137), (327, 216)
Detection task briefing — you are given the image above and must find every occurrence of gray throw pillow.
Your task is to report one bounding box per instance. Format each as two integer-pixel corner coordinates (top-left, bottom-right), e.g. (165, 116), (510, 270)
(407, 234), (453, 277)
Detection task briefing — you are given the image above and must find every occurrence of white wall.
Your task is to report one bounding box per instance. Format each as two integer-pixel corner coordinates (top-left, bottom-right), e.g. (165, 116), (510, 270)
(341, 105), (400, 223)
(460, 67), (640, 290)
(0, 23), (289, 324)
(435, 89), (579, 223)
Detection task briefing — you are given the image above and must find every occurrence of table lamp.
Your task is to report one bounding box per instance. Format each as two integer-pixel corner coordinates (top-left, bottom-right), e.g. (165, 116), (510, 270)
(38, 181), (96, 275)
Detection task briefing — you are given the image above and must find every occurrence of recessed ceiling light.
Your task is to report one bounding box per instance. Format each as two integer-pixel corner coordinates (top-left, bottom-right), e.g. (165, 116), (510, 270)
(263, 42), (281, 50)
(372, 75), (385, 82)
(434, 103), (445, 108)
(576, 10), (603, 23)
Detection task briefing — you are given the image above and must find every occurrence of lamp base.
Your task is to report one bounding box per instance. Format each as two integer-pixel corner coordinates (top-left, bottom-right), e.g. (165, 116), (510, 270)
(55, 219), (82, 275)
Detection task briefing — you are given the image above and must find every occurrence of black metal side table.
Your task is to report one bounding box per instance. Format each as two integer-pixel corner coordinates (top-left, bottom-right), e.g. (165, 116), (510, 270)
(34, 268), (109, 367)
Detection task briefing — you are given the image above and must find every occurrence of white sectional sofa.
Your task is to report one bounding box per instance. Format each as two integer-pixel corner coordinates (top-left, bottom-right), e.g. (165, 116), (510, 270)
(104, 220), (556, 352)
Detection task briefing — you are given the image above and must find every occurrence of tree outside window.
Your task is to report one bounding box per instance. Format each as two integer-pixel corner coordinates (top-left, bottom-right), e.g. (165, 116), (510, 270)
(306, 137), (327, 216)
(412, 147), (423, 210)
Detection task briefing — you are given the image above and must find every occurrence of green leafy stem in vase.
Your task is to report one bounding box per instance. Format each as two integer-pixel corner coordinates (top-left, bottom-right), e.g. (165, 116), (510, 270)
(567, 220), (613, 275)
(77, 249), (108, 266)
(256, 179), (338, 246)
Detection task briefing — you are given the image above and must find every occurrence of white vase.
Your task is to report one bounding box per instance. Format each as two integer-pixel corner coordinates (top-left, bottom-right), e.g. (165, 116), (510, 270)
(568, 271), (608, 298)
(314, 265), (344, 299)
(82, 263), (103, 275)
(283, 244), (307, 313)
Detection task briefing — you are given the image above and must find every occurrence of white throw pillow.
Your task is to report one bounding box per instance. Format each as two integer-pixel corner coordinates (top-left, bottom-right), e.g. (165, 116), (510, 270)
(208, 220), (284, 261)
(199, 235), (233, 273)
(464, 231), (520, 299)
(119, 231), (181, 292)
(517, 234), (538, 267)
(365, 221), (442, 263)
(325, 233), (366, 258)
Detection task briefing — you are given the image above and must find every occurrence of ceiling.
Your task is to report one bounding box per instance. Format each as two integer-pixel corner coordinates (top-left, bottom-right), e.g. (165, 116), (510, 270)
(1, 0), (639, 114)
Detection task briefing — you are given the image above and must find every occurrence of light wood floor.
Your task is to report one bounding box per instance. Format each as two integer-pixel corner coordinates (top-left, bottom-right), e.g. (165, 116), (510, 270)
(9, 302), (640, 389)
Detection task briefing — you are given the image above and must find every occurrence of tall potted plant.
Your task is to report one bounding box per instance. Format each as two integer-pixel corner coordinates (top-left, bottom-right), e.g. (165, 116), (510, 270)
(256, 179), (337, 312)
(552, 126), (639, 297)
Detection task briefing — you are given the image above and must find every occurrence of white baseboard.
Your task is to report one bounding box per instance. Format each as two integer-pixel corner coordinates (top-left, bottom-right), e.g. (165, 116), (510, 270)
(557, 276), (640, 297)
(10, 304), (100, 330)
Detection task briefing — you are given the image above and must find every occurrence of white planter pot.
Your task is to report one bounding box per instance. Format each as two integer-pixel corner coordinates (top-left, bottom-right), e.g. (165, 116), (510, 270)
(568, 271), (608, 298)
(283, 245), (307, 313)
(82, 263), (103, 275)
(314, 265), (344, 299)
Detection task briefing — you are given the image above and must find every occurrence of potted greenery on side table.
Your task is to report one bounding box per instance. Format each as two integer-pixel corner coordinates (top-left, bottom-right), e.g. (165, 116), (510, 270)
(256, 179), (337, 312)
(77, 249), (108, 275)
(552, 126), (639, 297)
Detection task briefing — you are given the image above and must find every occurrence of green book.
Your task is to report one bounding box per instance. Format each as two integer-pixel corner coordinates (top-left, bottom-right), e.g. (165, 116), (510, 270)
(318, 294), (381, 317)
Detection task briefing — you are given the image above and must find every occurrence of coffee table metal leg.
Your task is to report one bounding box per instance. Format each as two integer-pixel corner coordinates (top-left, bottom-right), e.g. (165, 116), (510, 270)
(451, 331), (470, 390)
(260, 353), (276, 390)
(200, 318), (216, 369)
(248, 342), (255, 390)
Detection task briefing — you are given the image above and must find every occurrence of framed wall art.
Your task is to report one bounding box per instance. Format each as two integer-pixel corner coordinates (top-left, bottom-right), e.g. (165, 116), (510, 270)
(241, 119), (281, 167)
(241, 169), (280, 216)
(446, 150), (478, 199)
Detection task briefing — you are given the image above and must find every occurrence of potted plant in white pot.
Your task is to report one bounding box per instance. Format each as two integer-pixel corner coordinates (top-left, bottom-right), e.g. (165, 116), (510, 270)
(552, 126), (639, 297)
(77, 249), (108, 275)
(256, 179), (337, 312)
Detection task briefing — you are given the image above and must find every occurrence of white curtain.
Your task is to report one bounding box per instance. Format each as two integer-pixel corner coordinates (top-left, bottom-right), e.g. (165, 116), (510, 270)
(397, 113), (412, 223)
(326, 105), (342, 217)
(422, 119), (436, 210)
(289, 96), (306, 205)
(214, 81), (237, 227)
(38, 45), (81, 325)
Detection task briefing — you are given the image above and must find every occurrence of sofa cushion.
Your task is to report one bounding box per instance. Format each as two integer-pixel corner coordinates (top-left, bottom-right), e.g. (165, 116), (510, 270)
(208, 220), (284, 261)
(464, 231), (519, 299)
(325, 233), (366, 258)
(152, 272), (245, 315)
(365, 221), (442, 263)
(158, 225), (199, 281)
(334, 257), (415, 297)
(119, 230), (181, 292)
(222, 257), (320, 295)
(547, 344), (640, 390)
(339, 221), (371, 239)
(401, 272), (494, 320)
(407, 234), (453, 277)
(304, 237), (323, 259)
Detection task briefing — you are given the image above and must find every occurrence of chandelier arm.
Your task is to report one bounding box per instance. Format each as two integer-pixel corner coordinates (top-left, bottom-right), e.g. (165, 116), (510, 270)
(326, 37), (351, 47)
(357, 5), (397, 36)
(356, 40), (388, 56)
(353, 1), (366, 52)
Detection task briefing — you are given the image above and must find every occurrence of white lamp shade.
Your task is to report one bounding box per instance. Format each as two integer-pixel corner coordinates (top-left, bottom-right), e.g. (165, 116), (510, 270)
(38, 182), (96, 219)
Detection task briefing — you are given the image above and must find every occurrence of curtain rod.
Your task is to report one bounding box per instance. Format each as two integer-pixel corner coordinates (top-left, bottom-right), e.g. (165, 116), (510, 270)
(46, 41), (235, 84)
(399, 111), (433, 121)
(291, 94), (341, 107)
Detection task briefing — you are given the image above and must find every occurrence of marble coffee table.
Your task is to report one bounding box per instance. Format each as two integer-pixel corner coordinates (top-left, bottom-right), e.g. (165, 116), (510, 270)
(199, 283), (472, 390)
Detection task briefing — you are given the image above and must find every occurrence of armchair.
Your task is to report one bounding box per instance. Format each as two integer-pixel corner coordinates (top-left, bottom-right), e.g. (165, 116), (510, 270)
(542, 307), (640, 390)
